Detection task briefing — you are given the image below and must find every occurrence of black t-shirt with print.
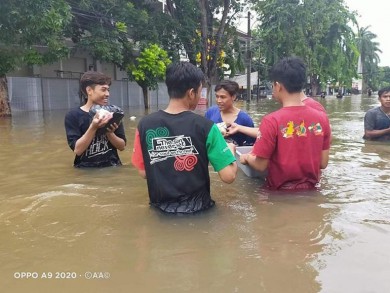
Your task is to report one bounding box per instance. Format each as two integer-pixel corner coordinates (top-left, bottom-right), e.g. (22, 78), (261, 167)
(137, 110), (217, 213)
(65, 107), (126, 167)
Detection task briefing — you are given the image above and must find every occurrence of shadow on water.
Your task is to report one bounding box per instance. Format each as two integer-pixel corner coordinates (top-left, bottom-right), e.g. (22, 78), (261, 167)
(1, 96), (389, 292)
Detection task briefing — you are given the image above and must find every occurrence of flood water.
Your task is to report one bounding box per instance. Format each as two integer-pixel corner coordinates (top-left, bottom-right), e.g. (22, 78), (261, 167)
(1, 94), (389, 293)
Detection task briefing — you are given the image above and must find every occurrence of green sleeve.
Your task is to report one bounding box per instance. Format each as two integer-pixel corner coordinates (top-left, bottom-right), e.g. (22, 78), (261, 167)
(206, 124), (236, 172)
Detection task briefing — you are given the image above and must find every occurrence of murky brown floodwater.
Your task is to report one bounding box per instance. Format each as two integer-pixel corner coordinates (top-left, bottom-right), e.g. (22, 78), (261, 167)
(1, 94), (389, 293)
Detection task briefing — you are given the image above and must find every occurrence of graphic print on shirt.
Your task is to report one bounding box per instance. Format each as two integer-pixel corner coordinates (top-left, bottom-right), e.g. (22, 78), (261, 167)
(282, 121), (295, 138)
(295, 121), (307, 137)
(280, 120), (323, 138)
(146, 128), (199, 171)
(174, 155), (198, 171)
(85, 134), (111, 158)
(308, 122), (323, 135)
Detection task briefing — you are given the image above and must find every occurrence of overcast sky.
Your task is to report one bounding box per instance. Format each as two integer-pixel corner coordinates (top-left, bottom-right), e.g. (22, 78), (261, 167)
(344, 0), (389, 67)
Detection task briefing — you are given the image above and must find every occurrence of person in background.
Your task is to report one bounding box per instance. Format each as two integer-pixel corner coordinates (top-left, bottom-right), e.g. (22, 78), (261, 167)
(239, 56), (331, 190)
(131, 62), (237, 214)
(64, 71), (126, 167)
(205, 80), (255, 146)
(363, 86), (390, 141)
(302, 94), (327, 113)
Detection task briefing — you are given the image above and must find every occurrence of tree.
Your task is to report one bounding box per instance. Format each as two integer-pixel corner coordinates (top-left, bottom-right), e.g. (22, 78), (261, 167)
(251, 0), (358, 95)
(198, 0), (245, 87)
(66, 0), (172, 109)
(66, 0), (149, 69)
(127, 44), (171, 109)
(0, 0), (71, 116)
(376, 67), (390, 89)
(164, 0), (202, 64)
(356, 26), (382, 93)
(165, 0), (246, 93)
(1, 0), (248, 113)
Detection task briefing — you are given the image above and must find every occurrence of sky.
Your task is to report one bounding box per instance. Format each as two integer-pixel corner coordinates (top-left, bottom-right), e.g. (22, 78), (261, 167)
(344, 0), (390, 67)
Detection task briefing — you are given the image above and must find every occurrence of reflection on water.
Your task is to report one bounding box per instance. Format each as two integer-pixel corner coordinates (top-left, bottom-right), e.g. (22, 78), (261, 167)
(0, 95), (389, 292)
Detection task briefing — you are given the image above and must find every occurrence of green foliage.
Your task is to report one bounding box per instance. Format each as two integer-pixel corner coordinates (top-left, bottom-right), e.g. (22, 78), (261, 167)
(375, 67), (390, 89)
(0, 49), (17, 77)
(166, 0), (248, 84)
(219, 25), (245, 79)
(115, 22), (127, 33)
(198, 0), (247, 84)
(0, 0), (247, 85)
(66, 0), (145, 66)
(252, 0), (359, 92)
(164, 0), (203, 63)
(0, 0), (72, 76)
(127, 44), (171, 90)
(356, 26), (382, 92)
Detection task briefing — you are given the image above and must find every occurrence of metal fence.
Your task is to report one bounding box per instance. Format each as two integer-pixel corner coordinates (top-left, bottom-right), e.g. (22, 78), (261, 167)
(7, 77), (170, 111)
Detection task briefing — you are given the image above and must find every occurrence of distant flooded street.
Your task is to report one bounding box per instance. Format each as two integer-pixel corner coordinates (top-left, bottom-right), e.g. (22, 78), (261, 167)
(1, 94), (389, 292)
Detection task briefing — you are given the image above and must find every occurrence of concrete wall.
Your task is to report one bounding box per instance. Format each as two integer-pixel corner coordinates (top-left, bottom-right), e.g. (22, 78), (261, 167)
(7, 77), (170, 112)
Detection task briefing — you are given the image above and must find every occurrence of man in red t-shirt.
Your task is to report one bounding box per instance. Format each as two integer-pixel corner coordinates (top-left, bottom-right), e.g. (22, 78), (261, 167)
(240, 57), (331, 190)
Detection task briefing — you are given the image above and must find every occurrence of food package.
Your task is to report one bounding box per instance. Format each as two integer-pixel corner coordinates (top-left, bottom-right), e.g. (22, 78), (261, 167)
(216, 122), (228, 135)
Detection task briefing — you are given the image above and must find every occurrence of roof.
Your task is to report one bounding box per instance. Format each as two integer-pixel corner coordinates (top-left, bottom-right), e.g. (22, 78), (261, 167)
(230, 72), (258, 89)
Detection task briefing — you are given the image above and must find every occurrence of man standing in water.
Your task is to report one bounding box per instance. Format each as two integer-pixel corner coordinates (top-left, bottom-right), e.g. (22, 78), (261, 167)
(205, 80), (256, 146)
(363, 86), (390, 141)
(64, 71), (126, 167)
(132, 62), (237, 214)
(240, 57), (331, 190)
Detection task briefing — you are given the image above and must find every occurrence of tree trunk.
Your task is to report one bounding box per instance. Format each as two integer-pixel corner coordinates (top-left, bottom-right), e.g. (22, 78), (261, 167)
(199, 0), (230, 85)
(199, 0), (209, 83)
(360, 54), (368, 94)
(361, 65), (368, 94)
(310, 74), (320, 97)
(142, 86), (149, 109)
(0, 76), (12, 117)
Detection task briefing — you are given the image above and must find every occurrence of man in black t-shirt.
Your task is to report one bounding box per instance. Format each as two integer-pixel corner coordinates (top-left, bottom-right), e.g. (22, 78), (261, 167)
(132, 62), (237, 213)
(64, 71), (126, 167)
(364, 86), (390, 141)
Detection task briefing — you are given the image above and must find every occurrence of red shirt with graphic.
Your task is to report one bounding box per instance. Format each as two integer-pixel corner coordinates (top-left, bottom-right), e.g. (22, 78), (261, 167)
(252, 105), (331, 190)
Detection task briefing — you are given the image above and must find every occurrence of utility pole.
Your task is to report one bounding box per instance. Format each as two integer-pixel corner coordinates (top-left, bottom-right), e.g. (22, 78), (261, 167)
(246, 11), (251, 102)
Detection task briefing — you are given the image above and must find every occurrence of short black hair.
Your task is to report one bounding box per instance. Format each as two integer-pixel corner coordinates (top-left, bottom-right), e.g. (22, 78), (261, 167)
(378, 86), (390, 97)
(165, 62), (205, 98)
(269, 57), (307, 93)
(214, 80), (240, 97)
(80, 71), (111, 97)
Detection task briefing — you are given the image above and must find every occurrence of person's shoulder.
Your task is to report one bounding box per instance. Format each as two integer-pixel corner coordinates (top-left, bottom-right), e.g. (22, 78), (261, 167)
(304, 97), (326, 113)
(205, 106), (219, 120)
(190, 111), (215, 128)
(305, 103), (324, 113)
(305, 105), (329, 120)
(261, 109), (280, 121)
(237, 109), (252, 117)
(205, 105), (218, 113)
(364, 107), (380, 118)
(269, 107), (285, 115)
(65, 107), (83, 118)
(366, 106), (380, 113)
(66, 107), (78, 113)
(189, 110), (212, 121)
(138, 110), (160, 123)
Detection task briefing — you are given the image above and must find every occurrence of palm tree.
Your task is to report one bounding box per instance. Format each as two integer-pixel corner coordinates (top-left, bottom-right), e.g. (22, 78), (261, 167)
(356, 26), (382, 93)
